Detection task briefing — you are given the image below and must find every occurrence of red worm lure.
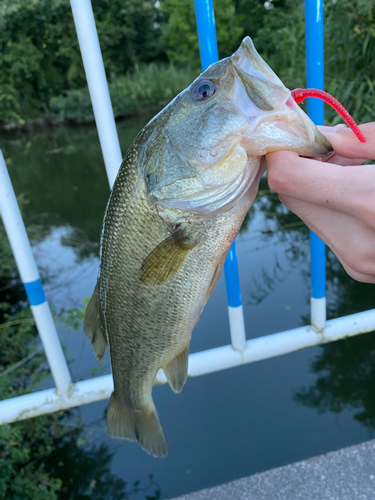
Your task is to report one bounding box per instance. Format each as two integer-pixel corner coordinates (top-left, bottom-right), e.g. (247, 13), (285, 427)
(291, 88), (366, 143)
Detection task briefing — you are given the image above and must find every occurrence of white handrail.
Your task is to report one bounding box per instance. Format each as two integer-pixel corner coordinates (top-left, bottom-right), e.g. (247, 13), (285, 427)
(1, 308), (375, 424)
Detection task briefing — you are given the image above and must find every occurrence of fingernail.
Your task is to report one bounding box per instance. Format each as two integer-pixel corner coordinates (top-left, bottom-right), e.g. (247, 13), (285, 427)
(334, 124), (348, 130)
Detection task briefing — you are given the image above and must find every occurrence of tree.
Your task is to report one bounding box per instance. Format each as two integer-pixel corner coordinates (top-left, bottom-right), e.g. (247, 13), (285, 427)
(159, 0), (244, 67)
(0, 0), (164, 123)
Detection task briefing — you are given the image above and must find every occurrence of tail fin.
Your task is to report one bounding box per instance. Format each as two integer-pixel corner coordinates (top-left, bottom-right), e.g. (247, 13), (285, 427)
(107, 393), (168, 458)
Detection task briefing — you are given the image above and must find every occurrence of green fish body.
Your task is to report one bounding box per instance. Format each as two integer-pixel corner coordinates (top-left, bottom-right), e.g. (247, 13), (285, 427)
(84, 37), (331, 457)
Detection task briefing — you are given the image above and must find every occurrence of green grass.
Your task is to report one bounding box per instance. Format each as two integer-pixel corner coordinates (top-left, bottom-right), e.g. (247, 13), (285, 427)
(325, 77), (375, 125)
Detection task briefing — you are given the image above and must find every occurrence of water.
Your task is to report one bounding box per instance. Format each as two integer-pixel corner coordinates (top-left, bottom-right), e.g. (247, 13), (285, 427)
(1, 118), (375, 499)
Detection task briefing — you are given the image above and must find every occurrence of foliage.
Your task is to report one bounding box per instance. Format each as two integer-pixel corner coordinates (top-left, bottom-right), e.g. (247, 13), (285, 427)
(51, 62), (198, 123)
(159, 0), (244, 66)
(324, 0), (375, 82)
(0, 407), (130, 499)
(0, 0), (163, 124)
(0, 218), (58, 498)
(294, 332), (375, 429)
(251, 0), (375, 83)
(93, 0), (165, 72)
(250, 0), (375, 124)
(244, 0), (304, 88)
(1, 0), (374, 127)
(234, 0), (288, 45)
(50, 89), (95, 124)
(110, 63), (198, 113)
(325, 77), (375, 125)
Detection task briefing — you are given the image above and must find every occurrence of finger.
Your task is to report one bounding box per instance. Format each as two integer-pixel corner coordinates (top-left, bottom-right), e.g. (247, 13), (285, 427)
(318, 122), (375, 159)
(325, 156), (367, 166)
(318, 124), (348, 135)
(318, 151), (367, 166)
(279, 195), (375, 283)
(266, 151), (374, 214)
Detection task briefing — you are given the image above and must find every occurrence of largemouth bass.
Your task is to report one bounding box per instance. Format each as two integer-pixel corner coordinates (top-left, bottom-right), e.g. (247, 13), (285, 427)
(84, 37), (331, 457)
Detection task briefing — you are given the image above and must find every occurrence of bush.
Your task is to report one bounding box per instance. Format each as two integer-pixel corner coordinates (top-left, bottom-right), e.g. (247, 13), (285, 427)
(0, 0), (164, 125)
(50, 62), (198, 123)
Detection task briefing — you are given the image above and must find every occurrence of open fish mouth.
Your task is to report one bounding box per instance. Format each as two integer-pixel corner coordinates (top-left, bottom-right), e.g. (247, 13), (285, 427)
(230, 37), (332, 157)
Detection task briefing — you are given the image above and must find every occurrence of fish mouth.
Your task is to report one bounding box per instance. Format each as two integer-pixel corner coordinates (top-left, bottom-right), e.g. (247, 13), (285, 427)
(285, 98), (332, 155)
(231, 37), (332, 157)
(231, 37), (285, 89)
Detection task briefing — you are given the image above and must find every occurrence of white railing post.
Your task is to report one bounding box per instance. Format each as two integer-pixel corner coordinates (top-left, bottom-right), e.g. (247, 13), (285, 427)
(69, 0), (123, 189)
(0, 152), (72, 394)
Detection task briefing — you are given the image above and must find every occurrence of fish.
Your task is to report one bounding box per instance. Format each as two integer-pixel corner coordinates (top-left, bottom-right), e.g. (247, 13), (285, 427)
(84, 36), (331, 457)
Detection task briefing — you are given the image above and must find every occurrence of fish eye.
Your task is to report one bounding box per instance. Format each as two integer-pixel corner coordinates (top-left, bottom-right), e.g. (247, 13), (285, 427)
(192, 80), (216, 100)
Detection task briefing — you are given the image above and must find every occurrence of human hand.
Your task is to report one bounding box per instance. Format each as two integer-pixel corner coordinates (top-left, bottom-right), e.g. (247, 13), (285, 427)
(265, 122), (375, 283)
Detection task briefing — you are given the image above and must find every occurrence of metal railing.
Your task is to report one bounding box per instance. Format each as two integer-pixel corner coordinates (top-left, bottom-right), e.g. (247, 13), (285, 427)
(1, 0), (374, 425)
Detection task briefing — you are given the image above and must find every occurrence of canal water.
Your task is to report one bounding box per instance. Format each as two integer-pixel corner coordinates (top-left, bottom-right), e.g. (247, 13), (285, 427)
(1, 117), (375, 499)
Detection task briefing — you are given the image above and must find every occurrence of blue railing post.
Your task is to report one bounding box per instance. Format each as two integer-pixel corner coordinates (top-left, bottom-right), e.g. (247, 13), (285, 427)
(194, 0), (246, 350)
(305, 0), (326, 330)
(194, 0), (219, 70)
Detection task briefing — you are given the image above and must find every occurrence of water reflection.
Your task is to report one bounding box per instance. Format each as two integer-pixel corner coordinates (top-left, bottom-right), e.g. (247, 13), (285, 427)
(294, 250), (375, 431)
(1, 118), (375, 498)
(241, 167), (375, 436)
(1, 116), (152, 248)
(44, 417), (130, 500)
(294, 332), (375, 430)
(326, 249), (375, 318)
(239, 179), (310, 306)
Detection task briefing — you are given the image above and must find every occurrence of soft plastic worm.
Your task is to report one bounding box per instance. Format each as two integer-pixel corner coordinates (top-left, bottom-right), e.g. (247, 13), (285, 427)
(291, 88), (366, 143)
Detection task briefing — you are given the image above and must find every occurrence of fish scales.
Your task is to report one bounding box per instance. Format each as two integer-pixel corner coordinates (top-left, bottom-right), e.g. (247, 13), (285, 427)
(101, 136), (247, 400)
(84, 36), (332, 457)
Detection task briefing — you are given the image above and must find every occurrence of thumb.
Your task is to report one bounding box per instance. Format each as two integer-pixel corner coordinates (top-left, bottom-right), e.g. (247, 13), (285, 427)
(318, 122), (375, 159)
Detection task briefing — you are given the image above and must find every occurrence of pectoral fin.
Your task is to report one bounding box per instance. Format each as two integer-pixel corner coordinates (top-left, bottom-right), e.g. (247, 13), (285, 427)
(139, 227), (197, 286)
(163, 344), (190, 393)
(84, 283), (108, 360)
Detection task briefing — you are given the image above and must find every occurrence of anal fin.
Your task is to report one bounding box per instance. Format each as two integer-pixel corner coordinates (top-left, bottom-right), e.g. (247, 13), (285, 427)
(204, 258), (225, 303)
(84, 283), (108, 360)
(163, 344), (189, 393)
